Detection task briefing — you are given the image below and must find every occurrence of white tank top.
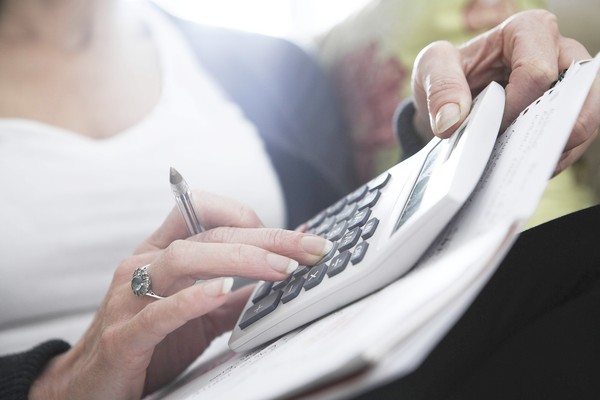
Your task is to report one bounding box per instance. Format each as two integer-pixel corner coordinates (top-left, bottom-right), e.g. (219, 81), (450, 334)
(0, 3), (286, 353)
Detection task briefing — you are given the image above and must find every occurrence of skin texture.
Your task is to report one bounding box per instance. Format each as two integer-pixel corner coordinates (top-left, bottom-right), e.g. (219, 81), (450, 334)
(411, 9), (600, 175)
(29, 192), (333, 399)
(0, 0), (162, 139)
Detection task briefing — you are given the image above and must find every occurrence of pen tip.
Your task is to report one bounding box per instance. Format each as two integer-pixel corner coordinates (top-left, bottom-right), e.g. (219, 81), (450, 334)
(170, 167), (182, 185)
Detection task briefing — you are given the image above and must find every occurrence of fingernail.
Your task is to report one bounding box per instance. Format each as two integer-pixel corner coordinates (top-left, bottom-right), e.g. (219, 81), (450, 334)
(203, 277), (234, 297)
(300, 235), (333, 256)
(267, 253), (299, 274)
(434, 103), (461, 134)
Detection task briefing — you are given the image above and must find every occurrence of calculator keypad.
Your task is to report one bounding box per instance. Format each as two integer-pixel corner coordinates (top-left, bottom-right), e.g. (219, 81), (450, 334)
(237, 172), (391, 330)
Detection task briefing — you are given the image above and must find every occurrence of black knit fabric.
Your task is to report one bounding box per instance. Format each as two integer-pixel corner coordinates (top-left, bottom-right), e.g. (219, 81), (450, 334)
(0, 340), (71, 400)
(394, 99), (425, 161)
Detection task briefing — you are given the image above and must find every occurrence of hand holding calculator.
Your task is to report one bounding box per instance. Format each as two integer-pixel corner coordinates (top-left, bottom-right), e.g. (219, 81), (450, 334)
(229, 82), (505, 352)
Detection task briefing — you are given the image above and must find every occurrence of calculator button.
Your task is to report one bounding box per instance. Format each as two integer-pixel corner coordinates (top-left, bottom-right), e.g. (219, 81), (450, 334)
(351, 242), (369, 264)
(239, 290), (282, 329)
(338, 228), (361, 252)
(316, 217), (336, 236)
(326, 198), (347, 216)
(307, 211), (326, 230)
(319, 242), (339, 264)
(348, 208), (371, 230)
(361, 218), (379, 239)
(358, 190), (381, 210)
(272, 275), (292, 291)
(367, 172), (391, 191)
(292, 265), (310, 278)
(304, 264), (328, 290)
(327, 251), (351, 277)
(346, 185), (368, 204)
(335, 203), (358, 223)
(327, 221), (348, 242)
(251, 281), (273, 304)
(281, 277), (305, 303)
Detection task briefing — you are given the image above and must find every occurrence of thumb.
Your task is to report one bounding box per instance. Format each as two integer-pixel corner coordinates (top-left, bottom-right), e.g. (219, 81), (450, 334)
(411, 40), (472, 138)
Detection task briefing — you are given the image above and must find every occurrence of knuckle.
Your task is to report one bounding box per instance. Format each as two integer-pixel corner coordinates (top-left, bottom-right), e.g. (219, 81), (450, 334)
(426, 77), (466, 99)
(98, 325), (122, 363)
(103, 289), (123, 313)
(162, 239), (187, 264)
(202, 227), (234, 243)
(228, 243), (252, 267)
(139, 302), (164, 333)
(414, 41), (451, 78)
(113, 260), (134, 282)
(523, 62), (557, 89)
(264, 228), (291, 248)
(135, 302), (167, 342)
(414, 41), (457, 77)
(510, 9), (558, 30)
(416, 40), (453, 64)
(99, 324), (116, 347)
(533, 9), (558, 28)
(99, 324), (145, 371)
(113, 255), (148, 282)
(236, 204), (262, 227)
(570, 117), (594, 148)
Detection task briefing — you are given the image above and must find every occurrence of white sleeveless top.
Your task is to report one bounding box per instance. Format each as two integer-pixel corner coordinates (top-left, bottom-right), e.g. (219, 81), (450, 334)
(0, 3), (286, 353)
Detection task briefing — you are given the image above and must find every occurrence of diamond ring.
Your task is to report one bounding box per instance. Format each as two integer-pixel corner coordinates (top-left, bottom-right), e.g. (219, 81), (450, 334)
(131, 264), (164, 300)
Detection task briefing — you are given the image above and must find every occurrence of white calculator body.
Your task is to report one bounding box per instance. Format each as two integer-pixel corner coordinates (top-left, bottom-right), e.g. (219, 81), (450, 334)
(229, 82), (505, 352)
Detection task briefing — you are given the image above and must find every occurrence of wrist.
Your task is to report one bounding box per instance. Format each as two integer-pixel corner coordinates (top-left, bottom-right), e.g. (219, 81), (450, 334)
(29, 343), (74, 400)
(0, 340), (70, 400)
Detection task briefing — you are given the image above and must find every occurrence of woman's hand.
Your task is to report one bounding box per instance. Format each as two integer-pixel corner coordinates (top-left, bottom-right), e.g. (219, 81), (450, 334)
(30, 192), (333, 399)
(411, 9), (600, 175)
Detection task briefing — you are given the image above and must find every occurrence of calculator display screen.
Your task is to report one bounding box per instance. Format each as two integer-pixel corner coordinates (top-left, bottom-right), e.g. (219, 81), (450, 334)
(392, 140), (444, 233)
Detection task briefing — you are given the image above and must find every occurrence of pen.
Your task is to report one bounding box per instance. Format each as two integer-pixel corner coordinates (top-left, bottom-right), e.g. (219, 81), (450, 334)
(169, 167), (206, 235)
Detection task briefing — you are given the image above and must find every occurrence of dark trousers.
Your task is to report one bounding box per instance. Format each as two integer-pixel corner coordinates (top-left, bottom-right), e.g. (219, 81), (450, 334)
(355, 205), (600, 399)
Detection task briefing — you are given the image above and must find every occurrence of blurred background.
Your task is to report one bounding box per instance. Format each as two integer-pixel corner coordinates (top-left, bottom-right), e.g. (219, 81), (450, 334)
(154, 0), (600, 228)
(154, 0), (599, 52)
(153, 0), (372, 41)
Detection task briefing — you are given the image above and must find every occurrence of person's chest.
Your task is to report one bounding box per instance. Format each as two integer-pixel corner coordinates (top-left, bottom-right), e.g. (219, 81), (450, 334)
(0, 33), (161, 140)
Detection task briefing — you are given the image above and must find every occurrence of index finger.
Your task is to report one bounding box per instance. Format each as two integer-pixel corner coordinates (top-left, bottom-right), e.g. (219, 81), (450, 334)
(138, 192), (264, 252)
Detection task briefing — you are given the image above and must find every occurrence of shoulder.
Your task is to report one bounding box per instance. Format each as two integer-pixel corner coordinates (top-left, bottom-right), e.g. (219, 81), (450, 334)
(151, 5), (357, 226)
(159, 9), (311, 79)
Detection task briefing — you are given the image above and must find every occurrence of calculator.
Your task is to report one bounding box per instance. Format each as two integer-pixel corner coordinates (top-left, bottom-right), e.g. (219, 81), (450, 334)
(228, 82), (505, 352)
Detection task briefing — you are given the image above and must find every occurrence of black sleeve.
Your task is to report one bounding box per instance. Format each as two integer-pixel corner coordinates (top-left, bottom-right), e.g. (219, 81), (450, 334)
(352, 205), (600, 399)
(394, 98), (426, 161)
(0, 340), (71, 400)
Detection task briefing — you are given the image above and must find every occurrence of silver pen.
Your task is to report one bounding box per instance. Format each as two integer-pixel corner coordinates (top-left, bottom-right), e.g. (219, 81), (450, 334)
(169, 167), (205, 235)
